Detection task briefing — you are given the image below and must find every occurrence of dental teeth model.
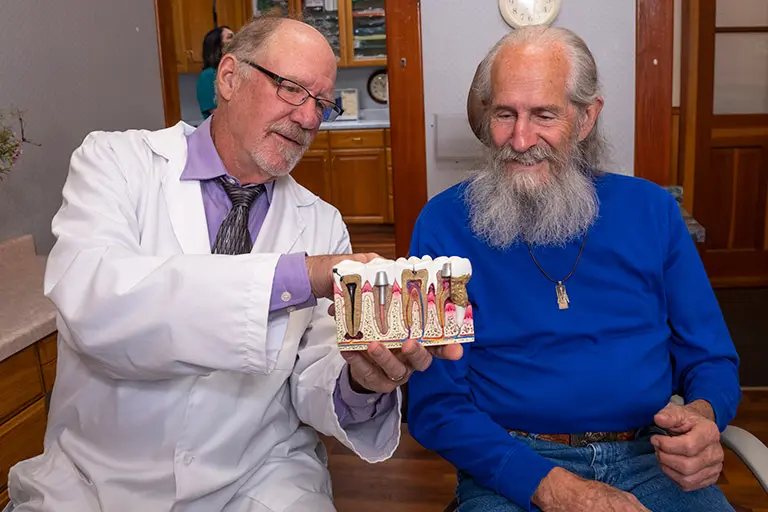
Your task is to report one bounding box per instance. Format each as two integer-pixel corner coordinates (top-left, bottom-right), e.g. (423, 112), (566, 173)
(332, 256), (475, 351)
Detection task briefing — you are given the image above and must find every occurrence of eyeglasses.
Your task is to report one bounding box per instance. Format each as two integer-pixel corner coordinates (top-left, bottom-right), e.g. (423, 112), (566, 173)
(242, 60), (343, 123)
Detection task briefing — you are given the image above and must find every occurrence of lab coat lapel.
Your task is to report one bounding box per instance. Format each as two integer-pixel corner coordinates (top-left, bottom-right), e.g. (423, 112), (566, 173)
(148, 123), (212, 255)
(253, 176), (306, 255)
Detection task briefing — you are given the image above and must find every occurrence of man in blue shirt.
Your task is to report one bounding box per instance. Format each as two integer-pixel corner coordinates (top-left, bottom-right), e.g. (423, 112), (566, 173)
(407, 26), (740, 512)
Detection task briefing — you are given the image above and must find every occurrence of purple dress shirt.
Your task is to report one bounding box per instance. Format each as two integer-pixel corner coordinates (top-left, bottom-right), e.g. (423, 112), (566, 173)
(181, 117), (395, 426)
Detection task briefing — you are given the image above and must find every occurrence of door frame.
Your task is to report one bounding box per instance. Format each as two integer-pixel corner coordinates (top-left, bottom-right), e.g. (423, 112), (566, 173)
(634, 0), (675, 185)
(154, 0), (181, 128)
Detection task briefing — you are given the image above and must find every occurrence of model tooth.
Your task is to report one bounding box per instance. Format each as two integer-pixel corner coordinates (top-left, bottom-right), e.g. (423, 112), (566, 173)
(333, 255), (475, 351)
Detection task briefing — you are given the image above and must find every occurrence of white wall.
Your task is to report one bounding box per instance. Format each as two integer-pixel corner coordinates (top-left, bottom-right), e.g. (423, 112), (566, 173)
(0, 0), (165, 253)
(420, 1), (636, 197)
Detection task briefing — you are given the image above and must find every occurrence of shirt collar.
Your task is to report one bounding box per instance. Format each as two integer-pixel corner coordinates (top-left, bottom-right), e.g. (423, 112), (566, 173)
(180, 116), (274, 202)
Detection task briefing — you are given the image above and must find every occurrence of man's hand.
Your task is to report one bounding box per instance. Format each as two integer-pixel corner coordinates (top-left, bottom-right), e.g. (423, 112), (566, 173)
(306, 253), (379, 301)
(533, 467), (650, 511)
(341, 339), (463, 394)
(651, 400), (723, 491)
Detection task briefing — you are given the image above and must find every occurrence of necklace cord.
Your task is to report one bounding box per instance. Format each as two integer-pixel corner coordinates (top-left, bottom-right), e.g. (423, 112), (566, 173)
(525, 232), (588, 284)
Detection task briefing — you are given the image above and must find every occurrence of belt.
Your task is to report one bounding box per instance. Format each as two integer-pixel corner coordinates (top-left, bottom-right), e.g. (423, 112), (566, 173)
(508, 429), (638, 447)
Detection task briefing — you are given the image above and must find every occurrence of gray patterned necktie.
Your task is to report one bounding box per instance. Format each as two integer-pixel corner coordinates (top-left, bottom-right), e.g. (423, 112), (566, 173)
(212, 176), (265, 255)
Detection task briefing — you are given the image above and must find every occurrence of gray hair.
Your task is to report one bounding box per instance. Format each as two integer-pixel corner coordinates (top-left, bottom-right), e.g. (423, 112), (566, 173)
(213, 15), (291, 100)
(473, 26), (609, 171)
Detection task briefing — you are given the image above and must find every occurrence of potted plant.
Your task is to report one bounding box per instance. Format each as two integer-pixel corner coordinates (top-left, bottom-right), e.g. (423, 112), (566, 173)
(0, 109), (37, 180)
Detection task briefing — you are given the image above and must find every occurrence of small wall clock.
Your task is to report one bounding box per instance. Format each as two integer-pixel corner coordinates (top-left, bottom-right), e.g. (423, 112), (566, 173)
(498, 0), (562, 28)
(367, 69), (388, 104)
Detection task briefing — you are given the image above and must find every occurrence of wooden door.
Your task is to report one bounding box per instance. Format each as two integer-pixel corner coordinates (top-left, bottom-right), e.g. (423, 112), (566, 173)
(182, 0), (217, 72)
(291, 149), (333, 204)
(680, 0), (768, 287)
(331, 148), (389, 223)
(171, 0), (188, 73)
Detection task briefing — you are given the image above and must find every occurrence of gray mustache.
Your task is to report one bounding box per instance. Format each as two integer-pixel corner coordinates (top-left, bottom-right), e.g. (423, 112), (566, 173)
(271, 125), (312, 147)
(496, 143), (558, 166)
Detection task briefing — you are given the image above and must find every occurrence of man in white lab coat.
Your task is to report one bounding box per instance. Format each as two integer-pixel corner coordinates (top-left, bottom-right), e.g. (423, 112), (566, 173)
(6, 17), (462, 512)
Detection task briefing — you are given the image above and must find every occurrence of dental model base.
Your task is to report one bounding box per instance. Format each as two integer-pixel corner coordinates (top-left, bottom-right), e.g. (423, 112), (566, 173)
(332, 256), (475, 351)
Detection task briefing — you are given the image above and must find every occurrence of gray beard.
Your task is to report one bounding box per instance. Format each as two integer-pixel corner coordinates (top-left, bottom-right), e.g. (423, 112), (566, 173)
(465, 140), (599, 248)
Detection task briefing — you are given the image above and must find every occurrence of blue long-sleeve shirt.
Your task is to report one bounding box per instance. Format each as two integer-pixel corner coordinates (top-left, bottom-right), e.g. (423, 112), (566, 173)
(407, 172), (740, 511)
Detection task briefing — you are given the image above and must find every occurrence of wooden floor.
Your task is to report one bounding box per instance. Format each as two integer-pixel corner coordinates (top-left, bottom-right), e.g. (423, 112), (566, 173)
(323, 390), (768, 511)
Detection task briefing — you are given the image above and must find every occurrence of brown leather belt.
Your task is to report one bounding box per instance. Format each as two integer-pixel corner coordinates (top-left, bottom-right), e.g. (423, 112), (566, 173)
(508, 429), (638, 447)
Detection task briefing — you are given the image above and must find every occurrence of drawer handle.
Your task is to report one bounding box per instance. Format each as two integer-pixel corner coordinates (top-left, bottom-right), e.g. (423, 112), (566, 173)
(352, 137), (363, 142)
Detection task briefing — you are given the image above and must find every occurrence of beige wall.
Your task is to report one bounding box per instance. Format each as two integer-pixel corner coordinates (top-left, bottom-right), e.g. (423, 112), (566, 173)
(0, 1), (165, 254)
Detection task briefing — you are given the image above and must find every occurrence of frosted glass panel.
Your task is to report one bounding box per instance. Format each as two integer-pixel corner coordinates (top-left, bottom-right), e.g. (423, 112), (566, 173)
(716, 0), (768, 27)
(713, 33), (768, 114)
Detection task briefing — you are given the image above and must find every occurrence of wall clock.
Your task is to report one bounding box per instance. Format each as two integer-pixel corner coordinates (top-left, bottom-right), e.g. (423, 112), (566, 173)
(367, 69), (388, 104)
(498, 0), (561, 28)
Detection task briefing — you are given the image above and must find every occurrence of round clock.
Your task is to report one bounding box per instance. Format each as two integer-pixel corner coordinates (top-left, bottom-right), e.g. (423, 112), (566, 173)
(498, 0), (561, 28)
(367, 69), (388, 104)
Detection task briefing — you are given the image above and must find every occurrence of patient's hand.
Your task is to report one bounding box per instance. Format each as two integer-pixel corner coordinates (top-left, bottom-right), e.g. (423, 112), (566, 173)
(533, 467), (650, 511)
(651, 401), (723, 491)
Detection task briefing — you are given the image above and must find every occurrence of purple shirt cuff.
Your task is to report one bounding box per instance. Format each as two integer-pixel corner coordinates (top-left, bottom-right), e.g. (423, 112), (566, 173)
(270, 253), (317, 313)
(333, 364), (397, 428)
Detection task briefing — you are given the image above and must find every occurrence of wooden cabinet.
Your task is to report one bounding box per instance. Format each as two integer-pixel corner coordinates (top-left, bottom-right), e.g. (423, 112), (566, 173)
(292, 149), (333, 204)
(172, 0), (253, 73)
(331, 149), (388, 223)
(0, 333), (58, 508)
(0, 399), (47, 502)
(293, 128), (393, 224)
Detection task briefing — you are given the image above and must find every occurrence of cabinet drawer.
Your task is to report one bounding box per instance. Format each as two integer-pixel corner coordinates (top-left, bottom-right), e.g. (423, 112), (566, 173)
(37, 333), (57, 365)
(0, 346), (44, 423)
(386, 148), (392, 167)
(330, 129), (384, 149)
(310, 130), (329, 150)
(385, 128), (391, 147)
(0, 398), (47, 495)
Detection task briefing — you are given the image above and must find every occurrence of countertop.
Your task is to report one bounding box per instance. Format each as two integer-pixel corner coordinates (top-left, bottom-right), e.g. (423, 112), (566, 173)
(0, 235), (56, 363)
(319, 118), (390, 130)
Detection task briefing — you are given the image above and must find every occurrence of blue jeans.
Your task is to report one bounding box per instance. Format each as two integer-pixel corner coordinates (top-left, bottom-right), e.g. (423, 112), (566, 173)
(456, 431), (734, 512)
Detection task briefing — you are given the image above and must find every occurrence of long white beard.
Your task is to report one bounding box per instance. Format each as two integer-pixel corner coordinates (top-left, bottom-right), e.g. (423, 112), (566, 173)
(465, 139), (599, 248)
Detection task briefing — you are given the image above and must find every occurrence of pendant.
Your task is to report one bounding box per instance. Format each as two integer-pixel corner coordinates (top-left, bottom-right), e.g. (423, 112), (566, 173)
(555, 281), (569, 310)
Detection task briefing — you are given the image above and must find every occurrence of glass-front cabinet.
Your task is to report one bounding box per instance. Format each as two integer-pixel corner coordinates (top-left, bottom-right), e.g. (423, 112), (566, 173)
(348, 0), (386, 65)
(299, 0), (342, 62)
(282, 0), (386, 67)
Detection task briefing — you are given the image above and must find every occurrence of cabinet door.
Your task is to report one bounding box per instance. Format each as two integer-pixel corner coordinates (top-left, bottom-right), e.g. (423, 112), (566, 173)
(298, 0), (344, 64)
(292, 149), (333, 204)
(345, 0), (386, 67)
(331, 148), (388, 223)
(0, 398), (47, 500)
(183, 0), (216, 72)
(171, 0), (188, 73)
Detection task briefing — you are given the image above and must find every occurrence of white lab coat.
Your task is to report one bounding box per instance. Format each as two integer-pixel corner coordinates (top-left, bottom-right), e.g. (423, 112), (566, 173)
(6, 122), (402, 512)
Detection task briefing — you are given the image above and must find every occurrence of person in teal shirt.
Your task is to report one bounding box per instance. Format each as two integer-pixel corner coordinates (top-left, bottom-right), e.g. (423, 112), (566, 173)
(196, 26), (234, 119)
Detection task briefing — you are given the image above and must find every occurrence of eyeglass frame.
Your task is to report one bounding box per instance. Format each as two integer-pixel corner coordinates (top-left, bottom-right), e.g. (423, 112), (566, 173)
(241, 59), (344, 122)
